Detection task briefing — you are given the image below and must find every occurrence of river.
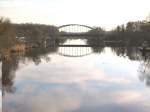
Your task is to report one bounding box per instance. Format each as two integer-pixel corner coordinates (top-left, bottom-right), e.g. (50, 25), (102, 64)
(1, 39), (150, 112)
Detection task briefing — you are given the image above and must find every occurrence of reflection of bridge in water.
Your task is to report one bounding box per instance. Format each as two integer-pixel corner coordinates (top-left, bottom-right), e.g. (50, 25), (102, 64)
(58, 47), (92, 57)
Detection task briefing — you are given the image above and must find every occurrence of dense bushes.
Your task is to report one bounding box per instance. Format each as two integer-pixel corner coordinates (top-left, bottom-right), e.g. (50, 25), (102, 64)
(13, 23), (59, 44)
(105, 21), (150, 46)
(0, 17), (16, 50)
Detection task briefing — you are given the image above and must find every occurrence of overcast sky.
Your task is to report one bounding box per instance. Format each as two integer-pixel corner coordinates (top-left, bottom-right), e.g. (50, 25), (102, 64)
(0, 0), (150, 30)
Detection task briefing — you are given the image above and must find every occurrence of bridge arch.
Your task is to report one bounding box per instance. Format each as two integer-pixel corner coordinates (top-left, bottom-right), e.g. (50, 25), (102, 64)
(58, 24), (94, 33)
(58, 24), (94, 30)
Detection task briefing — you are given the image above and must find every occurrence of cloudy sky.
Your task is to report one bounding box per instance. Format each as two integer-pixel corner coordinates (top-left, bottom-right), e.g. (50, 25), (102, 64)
(0, 0), (150, 30)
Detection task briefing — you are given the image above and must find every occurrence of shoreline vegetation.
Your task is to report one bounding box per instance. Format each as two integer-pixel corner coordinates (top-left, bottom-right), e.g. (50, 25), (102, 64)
(0, 16), (150, 59)
(0, 17), (58, 59)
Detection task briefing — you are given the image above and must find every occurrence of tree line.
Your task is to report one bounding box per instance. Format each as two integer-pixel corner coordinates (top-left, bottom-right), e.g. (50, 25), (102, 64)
(0, 16), (150, 52)
(13, 23), (58, 44)
(0, 17), (59, 53)
(0, 17), (16, 50)
(104, 21), (150, 46)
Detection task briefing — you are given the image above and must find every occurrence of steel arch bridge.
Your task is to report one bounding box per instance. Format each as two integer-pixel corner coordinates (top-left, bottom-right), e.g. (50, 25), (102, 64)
(58, 24), (94, 30)
(58, 24), (94, 36)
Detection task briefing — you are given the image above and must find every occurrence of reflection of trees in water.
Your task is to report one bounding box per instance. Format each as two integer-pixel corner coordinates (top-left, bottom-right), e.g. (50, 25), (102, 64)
(2, 54), (20, 95)
(2, 47), (57, 95)
(138, 51), (150, 87)
(110, 47), (150, 87)
(91, 47), (105, 54)
(110, 47), (142, 60)
(1, 45), (150, 95)
(25, 47), (57, 65)
(111, 47), (127, 57)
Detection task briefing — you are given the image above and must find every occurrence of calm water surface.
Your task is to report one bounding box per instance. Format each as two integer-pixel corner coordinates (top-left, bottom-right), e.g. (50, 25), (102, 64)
(1, 40), (150, 112)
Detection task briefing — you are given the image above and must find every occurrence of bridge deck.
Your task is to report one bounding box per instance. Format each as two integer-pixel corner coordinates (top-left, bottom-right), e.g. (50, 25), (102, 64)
(59, 34), (99, 37)
(58, 45), (103, 47)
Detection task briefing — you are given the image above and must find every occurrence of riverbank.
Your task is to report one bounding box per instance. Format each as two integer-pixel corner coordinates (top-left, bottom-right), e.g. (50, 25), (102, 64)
(0, 43), (26, 60)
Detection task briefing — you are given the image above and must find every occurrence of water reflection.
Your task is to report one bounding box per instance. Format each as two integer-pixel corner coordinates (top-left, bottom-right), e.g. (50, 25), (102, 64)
(138, 51), (150, 87)
(1, 47), (57, 95)
(1, 45), (150, 112)
(58, 47), (92, 57)
(2, 53), (20, 95)
(57, 39), (105, 57)
(25, 47), (57, 65)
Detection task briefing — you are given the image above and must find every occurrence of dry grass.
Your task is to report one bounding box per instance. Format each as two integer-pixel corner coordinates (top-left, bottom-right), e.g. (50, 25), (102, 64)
(11, 43), (26, 52)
